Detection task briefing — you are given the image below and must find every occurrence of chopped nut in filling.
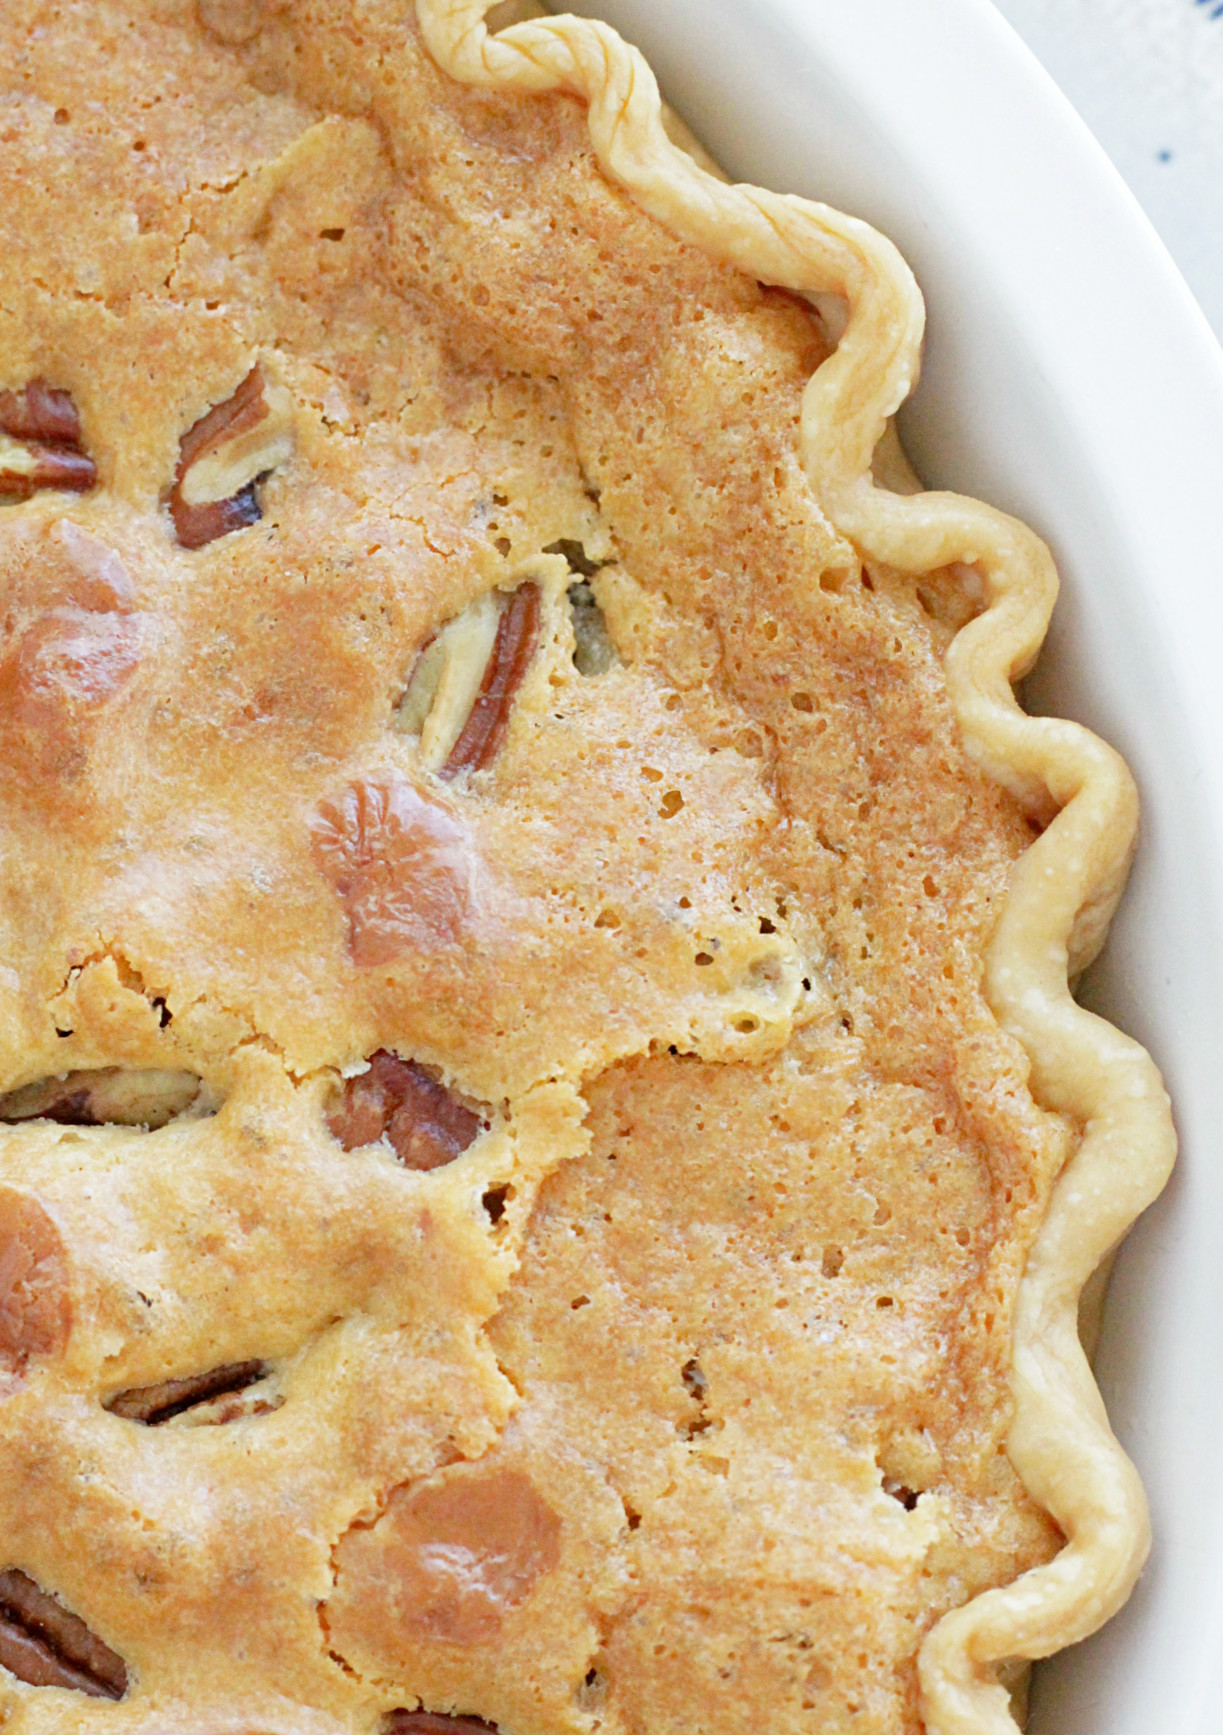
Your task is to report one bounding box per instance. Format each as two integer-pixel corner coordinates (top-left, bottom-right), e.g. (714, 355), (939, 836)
(0, 382), (95, 500)
(385, 1714), (499, 1734)
(169, 367), (294, 549)
(396, 583), (541, 777)
(0, 1068), (209, 1129)
(326, 1051), (485, 1170)
(566, 580), (617, 676)
(0, 1570), (127, 1700)
(106, 1360), (276, 1426)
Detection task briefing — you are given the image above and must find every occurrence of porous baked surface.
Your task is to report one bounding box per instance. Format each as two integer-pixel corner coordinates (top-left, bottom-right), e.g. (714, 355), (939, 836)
(0, 3), (1067, 1730)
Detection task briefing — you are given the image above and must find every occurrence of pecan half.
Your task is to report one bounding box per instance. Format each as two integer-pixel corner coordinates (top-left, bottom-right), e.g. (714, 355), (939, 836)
(0, 1068), (208, 1130)
(395, 583), (540, 778)
(0, 1570), (126, 1699)
(385, 1714), (498, 1734)
(0, 382), (96, 500)
(107, 1359), (273, 1426)
(169, 367), (293, 549)
(327, 1051), (484, 1171)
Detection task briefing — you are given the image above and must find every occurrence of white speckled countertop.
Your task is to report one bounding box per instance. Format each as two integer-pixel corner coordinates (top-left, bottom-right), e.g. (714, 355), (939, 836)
(989, 0), (1222, 335)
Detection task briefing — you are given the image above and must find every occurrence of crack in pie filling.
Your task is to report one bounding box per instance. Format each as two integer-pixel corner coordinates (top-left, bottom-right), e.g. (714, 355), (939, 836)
(0, 3), (1176, 1733)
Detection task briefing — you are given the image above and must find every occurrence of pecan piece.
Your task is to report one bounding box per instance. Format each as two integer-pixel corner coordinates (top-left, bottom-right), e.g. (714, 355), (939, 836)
(385, 1715), (498, 1734)
(0, 1570), (127, 1699)
(327, 1051), (484, 1171)
(0, 1068), (208, 1130)
(566, 580), (616, 676)
(0, 1191), (69, 1392)
(169, 366), (294, 549)
(395, 583), (540, 778)
(107, 1359), (272, 1426)
(0, 381), (96, 500)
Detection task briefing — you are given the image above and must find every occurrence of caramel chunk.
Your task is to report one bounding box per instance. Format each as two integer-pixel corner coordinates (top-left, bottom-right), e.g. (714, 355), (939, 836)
(441, 583), (540, 778)
(566, 580), (617, 676)
(385, 1715), (498, 1734)
(329, 1466), (561, 1653)
(310, 776), (473, 966)
(169, 366), (294, 549)
(0, 1570), (126, 1699)
(0, 1068), (206, 1130)
(0, 381), (96, 500)
(107, 1359), (271, 1425)
(0, 1192), (69, 1393)
(327, 1052), (483, 1171)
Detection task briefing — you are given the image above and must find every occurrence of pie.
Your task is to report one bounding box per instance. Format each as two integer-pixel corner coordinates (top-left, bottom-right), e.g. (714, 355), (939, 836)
(0, 3), (1176, 1733)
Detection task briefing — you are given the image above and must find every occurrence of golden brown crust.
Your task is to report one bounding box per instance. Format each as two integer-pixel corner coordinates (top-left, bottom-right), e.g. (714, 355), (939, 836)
(0, 3), (1171, 1731)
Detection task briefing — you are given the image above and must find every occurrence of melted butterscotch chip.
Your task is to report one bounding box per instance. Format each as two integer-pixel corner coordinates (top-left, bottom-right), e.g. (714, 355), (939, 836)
(169, 366), (293, 549)
(0, 1569), (127, 1699)
(0, 1191), (69, 1393)
(0, 381), (95, 500)
(310, 776), (474, 965)
(326, 1051), (484, 1170)
(329, 1466), (561, 1655)
(0, 521), (141, 778)
(1, 608), (141, 727)
(385, 1714), (498, 1734)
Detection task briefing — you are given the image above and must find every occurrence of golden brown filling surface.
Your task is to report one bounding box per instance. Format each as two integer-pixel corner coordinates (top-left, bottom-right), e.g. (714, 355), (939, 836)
(0, 3), (1069, 1730)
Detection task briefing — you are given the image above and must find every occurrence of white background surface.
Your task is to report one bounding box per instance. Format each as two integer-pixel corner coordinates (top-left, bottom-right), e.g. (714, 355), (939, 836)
(990, 0), (1223, 334)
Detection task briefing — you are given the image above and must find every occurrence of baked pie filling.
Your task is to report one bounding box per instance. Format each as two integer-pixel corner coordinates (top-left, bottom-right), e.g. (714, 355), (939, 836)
(0, 3), (1175, 1733)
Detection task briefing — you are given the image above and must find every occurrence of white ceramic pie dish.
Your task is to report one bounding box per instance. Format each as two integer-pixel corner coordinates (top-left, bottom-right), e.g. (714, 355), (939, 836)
(559, 1), (1223, 1728)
